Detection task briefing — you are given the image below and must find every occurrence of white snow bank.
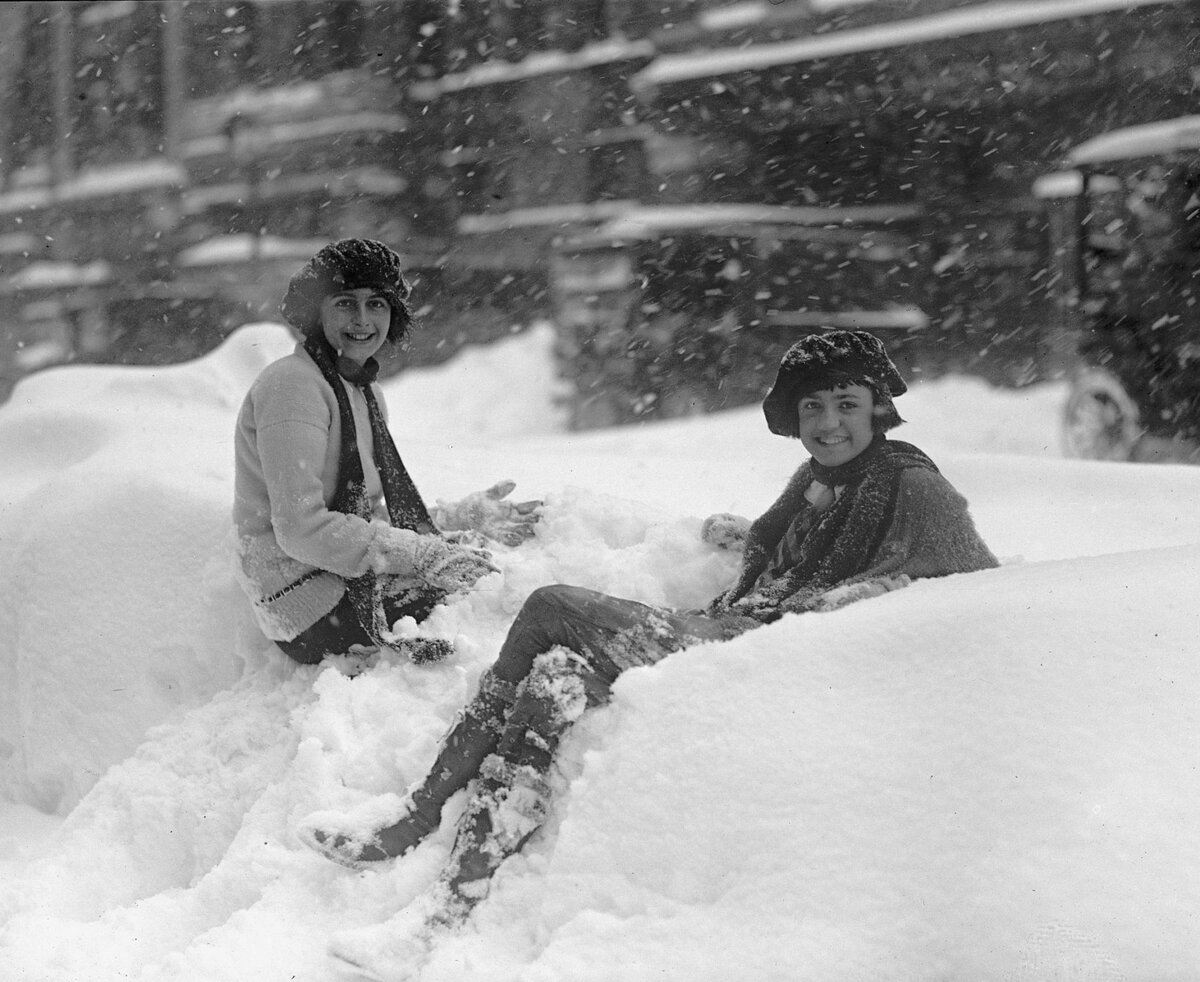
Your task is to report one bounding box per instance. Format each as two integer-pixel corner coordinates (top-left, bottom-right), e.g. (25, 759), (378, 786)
(0, 323), (572, 814)
(1, 319), (1199, 981)
(518, 544), (1200, 982)
(0, 334), (287, 813)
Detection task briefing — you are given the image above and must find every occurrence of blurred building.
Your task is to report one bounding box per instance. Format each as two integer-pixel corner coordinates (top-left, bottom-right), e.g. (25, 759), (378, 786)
(0, 0), (1195, 424)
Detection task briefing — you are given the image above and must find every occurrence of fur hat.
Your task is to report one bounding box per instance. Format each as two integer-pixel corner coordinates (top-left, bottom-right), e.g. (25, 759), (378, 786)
(762, 330), (907, 438)
(281, 238), (413, 342)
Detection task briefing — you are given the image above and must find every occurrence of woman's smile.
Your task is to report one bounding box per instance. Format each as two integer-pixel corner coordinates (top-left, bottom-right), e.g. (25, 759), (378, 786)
(339, 329), (380, 348)
(320, 289), (391, 365)
(796, 384), (876, 466)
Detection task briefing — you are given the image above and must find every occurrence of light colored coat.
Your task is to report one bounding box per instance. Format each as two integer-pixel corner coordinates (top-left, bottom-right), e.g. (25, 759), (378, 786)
(233, 343), (397, 640)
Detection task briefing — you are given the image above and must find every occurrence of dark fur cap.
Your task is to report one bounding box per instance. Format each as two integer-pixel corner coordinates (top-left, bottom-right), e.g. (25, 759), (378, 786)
(762, 330), (907, 438)
(281, 238), (413, 342)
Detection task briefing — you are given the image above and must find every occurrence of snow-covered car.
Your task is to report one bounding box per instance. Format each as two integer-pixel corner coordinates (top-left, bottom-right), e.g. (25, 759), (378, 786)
(1040, 115), (1200, 463)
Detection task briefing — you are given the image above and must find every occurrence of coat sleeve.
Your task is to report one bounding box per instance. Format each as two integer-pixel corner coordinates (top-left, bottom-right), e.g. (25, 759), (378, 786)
(777, 466), (998, 615)
(250, 371), (397, 580)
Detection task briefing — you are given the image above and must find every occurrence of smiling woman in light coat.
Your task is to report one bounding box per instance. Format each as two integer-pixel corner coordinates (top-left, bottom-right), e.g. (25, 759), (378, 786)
(232, 238), (538, 667)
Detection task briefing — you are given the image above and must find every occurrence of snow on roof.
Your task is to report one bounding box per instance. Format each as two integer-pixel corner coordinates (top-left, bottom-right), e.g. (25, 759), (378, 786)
(1068, 114), (1200, 166)
(205, 80), (328, 118)
(57, 159), (187, 203)
(0, 232), (38, 254)
(764, 305), (930, 329)
(698, 1), (777, 31)
(0, 159), (185, 214)
(0, 186), (51, 216)
(810, 0), (891, 7)
(593, 202), (919, 239)
(176, 235), (330, 267)
(78, 0), (137, 26)
(457, 200), (637, 234)
(184, 111), (408, 159)
(1031, 170), (1124, 197)
(697, 0), (887, 31)
(1032, 170), (1085, 198)
(633, 0), (1184, 90)
(181, 167), (408, 214)
(2, 260), (112, 291)
(410, 38), (656, 100)
(459, 200), (916, 237)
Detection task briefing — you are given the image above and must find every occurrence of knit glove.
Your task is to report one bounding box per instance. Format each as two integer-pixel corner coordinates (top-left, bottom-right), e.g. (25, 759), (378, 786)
(704, 582), (758, 617)
(805, 575), (912, 613)
(715, 574), (911, 621)
(431, 480), (543, 547)
(700, 512), (751, 551)
(721, 589), (784, 624)
(415, 538), (497, 595)
(702, 589), (736, 617)
(370, 527), (497, 594)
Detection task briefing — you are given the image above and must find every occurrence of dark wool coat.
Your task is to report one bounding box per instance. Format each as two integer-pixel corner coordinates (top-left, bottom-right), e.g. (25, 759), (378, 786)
(724, 438), (998, 620)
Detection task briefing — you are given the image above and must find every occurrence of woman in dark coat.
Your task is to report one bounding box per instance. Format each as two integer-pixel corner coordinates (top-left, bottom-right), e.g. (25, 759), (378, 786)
(305, 329), (998, 954)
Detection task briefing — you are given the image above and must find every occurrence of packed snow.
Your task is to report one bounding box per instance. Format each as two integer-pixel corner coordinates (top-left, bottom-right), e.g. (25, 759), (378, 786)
(0, 321), (1198, 982)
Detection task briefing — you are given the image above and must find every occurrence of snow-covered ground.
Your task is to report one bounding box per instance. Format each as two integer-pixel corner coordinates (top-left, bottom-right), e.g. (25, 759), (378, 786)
(0, 322), (1198, 982)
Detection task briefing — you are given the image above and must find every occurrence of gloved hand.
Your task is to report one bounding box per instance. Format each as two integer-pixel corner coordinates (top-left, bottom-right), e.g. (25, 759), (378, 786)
(809, 575), (911, 612)
(431, 479), (543, 547)
(392, 636), (455, 664)
(703, 590), (734, 616)
(371, 527), (498, 594)
(413, 537), (497, 594)
(703, 581), (762, 616)
(700, 513), (751, 551)
(725, 589), (784, 623)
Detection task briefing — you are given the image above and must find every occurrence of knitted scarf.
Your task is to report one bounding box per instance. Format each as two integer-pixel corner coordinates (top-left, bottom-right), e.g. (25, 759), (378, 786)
(762, 435), (938, 597)
(304, 336), (436, 641)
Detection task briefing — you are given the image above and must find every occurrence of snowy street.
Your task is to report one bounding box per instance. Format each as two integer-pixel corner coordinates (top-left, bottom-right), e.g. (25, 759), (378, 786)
(0, 323), (1197, 981)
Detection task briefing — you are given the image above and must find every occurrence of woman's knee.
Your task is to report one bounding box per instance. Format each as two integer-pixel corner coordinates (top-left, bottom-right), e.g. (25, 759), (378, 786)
(504, 586), (566, 645)
(520, 584), (589, 619)
(493, 585), (588, 681)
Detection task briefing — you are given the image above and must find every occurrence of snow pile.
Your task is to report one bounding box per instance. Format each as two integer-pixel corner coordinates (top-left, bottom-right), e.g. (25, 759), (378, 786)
(0, 335), (278, 814)
(1, 321), (1199, 981)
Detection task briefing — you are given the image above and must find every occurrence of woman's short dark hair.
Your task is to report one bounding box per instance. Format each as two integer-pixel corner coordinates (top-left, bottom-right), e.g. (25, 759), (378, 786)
(280, 238), (414, 343)
(788, 373), (905, 435)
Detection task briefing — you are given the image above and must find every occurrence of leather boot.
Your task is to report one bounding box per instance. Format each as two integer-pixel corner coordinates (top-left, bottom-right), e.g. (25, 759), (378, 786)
(307, 669), (516, 867)
(428, 649), (591, 925)
(432, 755), (553, 928)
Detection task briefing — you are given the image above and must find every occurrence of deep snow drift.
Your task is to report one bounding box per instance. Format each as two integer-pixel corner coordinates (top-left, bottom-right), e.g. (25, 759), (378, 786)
(0, 323), (1198, 982)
